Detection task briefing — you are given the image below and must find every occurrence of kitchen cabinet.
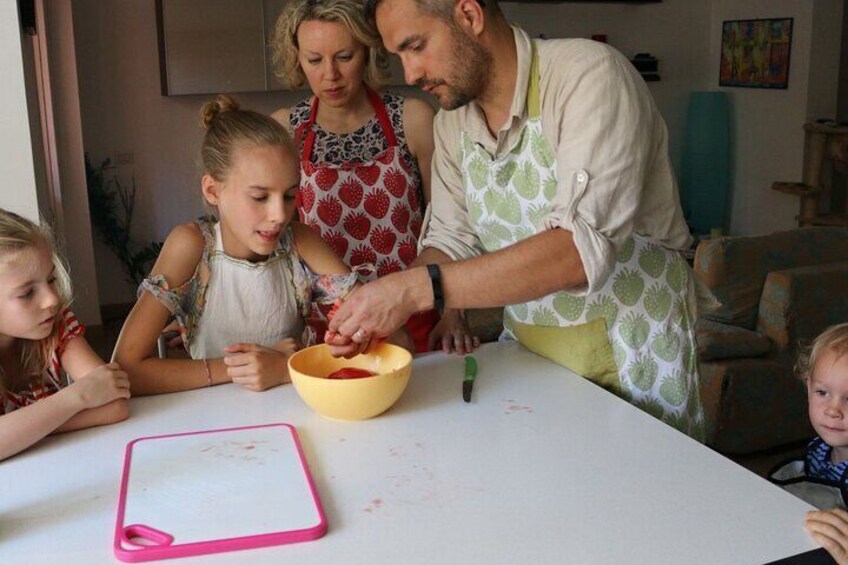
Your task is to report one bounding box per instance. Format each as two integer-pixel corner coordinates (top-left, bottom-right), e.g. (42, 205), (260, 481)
(156, 0), (288, 96)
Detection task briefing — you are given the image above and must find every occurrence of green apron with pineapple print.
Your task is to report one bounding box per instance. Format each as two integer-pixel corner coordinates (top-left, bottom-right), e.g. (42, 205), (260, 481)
(460, 44), (705, 440)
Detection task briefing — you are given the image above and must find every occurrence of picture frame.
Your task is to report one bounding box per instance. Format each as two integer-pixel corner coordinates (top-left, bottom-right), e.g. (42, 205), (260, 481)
(719, 18), (793, 89)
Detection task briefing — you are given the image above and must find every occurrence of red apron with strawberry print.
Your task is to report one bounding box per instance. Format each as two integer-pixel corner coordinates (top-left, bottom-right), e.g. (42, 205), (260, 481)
(296, 86), (438, 352)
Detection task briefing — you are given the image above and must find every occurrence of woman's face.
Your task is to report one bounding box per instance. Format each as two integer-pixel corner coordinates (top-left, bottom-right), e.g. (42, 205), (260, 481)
(296, 19), (368, 108)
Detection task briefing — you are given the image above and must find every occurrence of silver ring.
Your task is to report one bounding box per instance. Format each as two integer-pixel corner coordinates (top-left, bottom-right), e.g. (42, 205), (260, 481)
(353, 328), (367, 341)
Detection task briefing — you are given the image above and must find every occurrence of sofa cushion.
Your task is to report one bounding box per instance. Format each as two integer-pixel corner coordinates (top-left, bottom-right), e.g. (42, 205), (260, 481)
(758, 261), (848, 351)
(696, 319), (771, 361)
(694, 227), (848, 329)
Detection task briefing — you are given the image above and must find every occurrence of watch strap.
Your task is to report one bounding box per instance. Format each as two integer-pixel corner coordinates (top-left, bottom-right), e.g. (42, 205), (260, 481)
(426, 264), (444, 312)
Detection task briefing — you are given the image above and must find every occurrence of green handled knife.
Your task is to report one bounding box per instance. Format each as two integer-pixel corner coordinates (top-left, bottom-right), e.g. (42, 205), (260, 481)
(463, 355), (478, 403)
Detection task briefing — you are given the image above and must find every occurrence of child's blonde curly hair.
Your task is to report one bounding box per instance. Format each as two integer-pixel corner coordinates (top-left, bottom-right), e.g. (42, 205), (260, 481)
(797, 323), (848, 382)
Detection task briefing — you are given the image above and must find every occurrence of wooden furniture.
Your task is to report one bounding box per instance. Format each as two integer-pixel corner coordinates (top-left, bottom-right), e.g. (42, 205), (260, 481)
(773, 122), (848, 227)
(0, 342), (816, 564)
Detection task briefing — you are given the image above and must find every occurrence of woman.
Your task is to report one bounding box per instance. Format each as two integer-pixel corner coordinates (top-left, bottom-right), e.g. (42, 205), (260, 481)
(271, 0), (477, 354)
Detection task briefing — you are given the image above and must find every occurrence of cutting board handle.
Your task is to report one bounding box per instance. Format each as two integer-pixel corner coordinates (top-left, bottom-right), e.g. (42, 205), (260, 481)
(121, 524), (175, 548)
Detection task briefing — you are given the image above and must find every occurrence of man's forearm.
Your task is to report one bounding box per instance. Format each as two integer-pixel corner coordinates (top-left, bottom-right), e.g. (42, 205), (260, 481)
(437, 228), (587, 309)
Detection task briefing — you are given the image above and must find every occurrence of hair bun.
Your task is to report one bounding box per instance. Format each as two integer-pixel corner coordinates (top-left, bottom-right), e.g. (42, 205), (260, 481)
(200, 94), (241, 129)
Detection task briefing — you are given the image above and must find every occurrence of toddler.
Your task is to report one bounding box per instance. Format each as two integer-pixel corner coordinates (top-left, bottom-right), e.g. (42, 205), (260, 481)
(801, 323), (848, 484)
(0, 208), (130, 461)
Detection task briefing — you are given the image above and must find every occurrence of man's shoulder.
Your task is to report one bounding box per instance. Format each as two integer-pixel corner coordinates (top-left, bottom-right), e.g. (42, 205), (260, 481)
(536, 37), (627, 75)
(432, 105), (470, 143)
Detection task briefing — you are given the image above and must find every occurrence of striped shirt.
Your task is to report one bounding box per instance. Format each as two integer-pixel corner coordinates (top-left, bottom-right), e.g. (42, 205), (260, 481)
(806, 437), (848, 482)
(0, 308), (84, 415)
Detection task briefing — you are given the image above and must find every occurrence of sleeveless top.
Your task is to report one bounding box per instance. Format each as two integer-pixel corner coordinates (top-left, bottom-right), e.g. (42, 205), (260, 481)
(139, 219), (361, 357)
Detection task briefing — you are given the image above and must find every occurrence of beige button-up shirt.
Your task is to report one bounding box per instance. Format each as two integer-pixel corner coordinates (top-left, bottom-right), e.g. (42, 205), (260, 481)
(420, 27), (692, 294)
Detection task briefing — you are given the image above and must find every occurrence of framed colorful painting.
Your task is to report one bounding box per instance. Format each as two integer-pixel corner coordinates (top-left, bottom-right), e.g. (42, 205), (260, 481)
(719, 18), (793, 89)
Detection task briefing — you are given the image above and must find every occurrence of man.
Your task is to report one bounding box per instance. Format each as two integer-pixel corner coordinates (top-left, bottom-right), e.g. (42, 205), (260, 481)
(328, 0), (704, 439)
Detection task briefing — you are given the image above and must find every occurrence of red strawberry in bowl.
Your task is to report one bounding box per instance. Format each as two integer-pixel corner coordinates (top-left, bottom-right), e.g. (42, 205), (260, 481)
(397, 236), (418, 266)
(390, 202), (410, 233)
(350, 244), (377, 267)
(356, 165), (381, 186)
(317, 196), (342, 226)
(343, 211), (371, 241)
(384, 168), (408, 198)
(315, 169), (339, 191)
(339, 178), (364, 208)
(364, 189), (390, 219)
(323, 230), (349, 259)
(370, 225), (397, 255)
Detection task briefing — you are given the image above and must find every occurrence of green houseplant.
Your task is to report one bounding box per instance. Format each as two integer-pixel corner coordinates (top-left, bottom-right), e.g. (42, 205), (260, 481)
(85, 154), (162, 287)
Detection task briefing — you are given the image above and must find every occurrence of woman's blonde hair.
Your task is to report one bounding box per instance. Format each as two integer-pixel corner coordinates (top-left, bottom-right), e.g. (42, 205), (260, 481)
(200, 94), (294, 182)
(271, 0), (390, 90)
(0, 208), (72, 391)
(797, 323), (848, 382)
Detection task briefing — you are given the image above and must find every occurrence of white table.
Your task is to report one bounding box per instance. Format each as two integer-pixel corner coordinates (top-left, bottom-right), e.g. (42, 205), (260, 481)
(0, 342), (817, 564)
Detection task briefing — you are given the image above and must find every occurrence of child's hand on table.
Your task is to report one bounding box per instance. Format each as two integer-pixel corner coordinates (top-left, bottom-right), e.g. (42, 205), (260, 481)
(71, 363), (131, 408)
(223, 342), (296, 391)
(805, 509), (848, 564)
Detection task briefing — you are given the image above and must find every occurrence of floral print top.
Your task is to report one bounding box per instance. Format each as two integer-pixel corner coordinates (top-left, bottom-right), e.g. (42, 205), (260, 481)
(139, 219), (366, 352)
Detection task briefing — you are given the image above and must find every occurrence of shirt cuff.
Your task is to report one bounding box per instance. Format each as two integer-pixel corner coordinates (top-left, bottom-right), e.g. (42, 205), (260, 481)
(418, 203), (485, 261)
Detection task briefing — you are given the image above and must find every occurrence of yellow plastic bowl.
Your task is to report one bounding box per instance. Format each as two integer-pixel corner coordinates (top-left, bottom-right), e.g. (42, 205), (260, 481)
(288, 342), (413, 420)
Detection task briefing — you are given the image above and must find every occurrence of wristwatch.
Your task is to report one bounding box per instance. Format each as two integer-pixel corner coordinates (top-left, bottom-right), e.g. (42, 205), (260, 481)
(426, 264), (444, 312)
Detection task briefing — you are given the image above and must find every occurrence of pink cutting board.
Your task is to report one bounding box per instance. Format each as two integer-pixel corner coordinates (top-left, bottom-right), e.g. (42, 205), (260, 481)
(114, 423), (326, 562)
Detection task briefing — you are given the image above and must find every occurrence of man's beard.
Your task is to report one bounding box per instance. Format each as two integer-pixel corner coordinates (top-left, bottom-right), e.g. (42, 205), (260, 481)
(418, 28), (492, 110)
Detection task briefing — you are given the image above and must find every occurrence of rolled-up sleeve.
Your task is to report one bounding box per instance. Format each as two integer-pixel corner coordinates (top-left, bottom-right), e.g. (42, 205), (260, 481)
(418, 111), (485, 261)
(540, 42), (656, 295)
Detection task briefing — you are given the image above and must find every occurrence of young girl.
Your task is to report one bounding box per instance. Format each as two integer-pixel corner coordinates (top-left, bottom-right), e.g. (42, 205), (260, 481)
(0, 208), (130, 461)
(113, 95), (382, 396)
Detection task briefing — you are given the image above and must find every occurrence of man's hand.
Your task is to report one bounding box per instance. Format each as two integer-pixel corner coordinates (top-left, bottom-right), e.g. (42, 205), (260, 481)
(223, 343), (291, 392)
(327, 270), (427, 348)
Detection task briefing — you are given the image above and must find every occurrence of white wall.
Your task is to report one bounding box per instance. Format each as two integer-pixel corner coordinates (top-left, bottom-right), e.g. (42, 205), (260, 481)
(0, 0), (40, 221)
(500, 0), (712, 170)
(710, 0), (843, 236)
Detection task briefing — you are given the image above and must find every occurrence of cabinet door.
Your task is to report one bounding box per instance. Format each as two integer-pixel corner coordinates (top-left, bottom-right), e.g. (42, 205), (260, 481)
(158, 0), (266, 95)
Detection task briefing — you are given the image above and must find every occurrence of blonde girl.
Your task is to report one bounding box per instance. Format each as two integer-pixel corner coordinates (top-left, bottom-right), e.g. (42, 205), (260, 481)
(113, 95), (377, 395)
(0, 209), (129, 461)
